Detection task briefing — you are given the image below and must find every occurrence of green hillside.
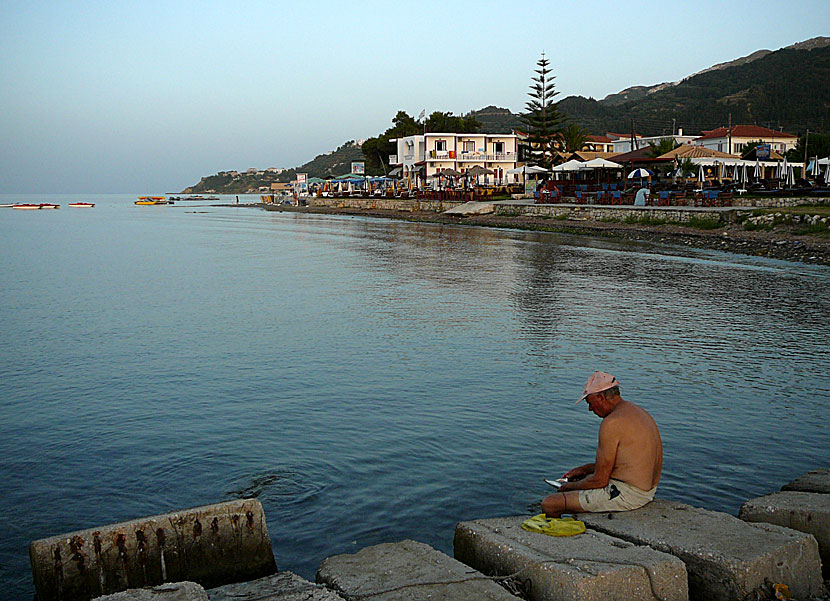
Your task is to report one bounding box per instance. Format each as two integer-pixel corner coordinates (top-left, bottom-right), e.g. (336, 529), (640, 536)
(183, 141), (363, 193)
(470, 44), (830, 137)
(558, 45), (830, 135)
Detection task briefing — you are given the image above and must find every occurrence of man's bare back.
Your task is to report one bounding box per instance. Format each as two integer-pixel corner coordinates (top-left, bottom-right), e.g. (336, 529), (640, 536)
(601, 400), (662, 491)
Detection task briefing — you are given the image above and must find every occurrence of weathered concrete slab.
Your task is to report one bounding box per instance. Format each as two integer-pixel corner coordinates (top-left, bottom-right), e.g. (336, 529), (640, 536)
(30, 499), (277, 601)
(316, 539), (518, 600)
(208, 572), (344, 600)
(93, 582), (208, 601)
(454, 516), (688, 601)
(782, 468), (830, 494)
(580, 499), (825, 601)
(739, 491), (830, 578)
(443, 201), (495, 215)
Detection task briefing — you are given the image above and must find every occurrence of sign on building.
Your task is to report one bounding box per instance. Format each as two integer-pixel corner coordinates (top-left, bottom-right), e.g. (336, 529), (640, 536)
(351, 162), (365, 175)
(756, 144), (770, 160)
(296, 173), (307, 184)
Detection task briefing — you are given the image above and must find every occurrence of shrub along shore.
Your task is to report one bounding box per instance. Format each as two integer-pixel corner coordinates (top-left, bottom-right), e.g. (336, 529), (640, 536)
(259, 201), (830, 266)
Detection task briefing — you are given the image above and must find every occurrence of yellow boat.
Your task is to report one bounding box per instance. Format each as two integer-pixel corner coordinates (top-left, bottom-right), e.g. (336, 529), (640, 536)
(135, 196), (173, 205)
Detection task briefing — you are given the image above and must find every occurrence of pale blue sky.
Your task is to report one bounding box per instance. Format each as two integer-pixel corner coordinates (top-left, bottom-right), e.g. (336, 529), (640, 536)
(1, 1), (827, 192)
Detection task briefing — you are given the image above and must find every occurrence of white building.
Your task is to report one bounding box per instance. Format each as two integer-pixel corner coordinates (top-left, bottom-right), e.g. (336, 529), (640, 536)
(611, 129), (699, 153)
(693, 125), (798, 155)
(390, 133), (521, 184)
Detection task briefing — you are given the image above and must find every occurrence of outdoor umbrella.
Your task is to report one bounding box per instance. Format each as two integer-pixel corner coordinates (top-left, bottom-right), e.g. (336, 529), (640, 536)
(585, 158), (622, 169)
(697, 164), (705, 187)
(775, 161), (783, 180)
(627, 168), (653, 179)
(754, 160), (762, 179)
(441, 168), (463, 177)
(810, 157), (820, 177)
(740, 163), (748, 185)
(825, 165), (830, 186)
(553, 159), (586, 172)
(786, 165), (796, 187)
(467, 165), (494, 176)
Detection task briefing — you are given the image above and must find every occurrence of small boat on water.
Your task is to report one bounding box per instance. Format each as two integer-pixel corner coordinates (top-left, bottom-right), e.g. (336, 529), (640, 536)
(68, 202), (95, 208)
(13, 203), (60, 210)
(0, 203), (15, 208)
(136, 196), (173, 205)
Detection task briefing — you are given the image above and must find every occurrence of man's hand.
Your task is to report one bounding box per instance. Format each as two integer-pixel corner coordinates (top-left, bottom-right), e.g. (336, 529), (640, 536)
(563, 463), (594, 481)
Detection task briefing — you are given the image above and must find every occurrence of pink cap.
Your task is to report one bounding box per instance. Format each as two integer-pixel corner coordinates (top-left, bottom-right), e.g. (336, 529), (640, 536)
(577, 371), (621, 403)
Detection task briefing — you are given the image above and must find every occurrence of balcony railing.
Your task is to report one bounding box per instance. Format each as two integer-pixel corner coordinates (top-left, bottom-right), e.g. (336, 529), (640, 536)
(404, 153), (415, 161)
(428, 151), (517, 162)
(388, 155), (398, 165)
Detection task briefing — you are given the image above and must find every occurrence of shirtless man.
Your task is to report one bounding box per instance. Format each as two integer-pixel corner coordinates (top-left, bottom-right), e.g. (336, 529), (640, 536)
(541, 371), (662, 517)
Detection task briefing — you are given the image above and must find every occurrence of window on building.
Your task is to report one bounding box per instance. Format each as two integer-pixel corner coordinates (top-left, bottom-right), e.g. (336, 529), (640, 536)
(463, 141), (475, 153)
(435, 140), (447, 151)
(494, 141), (504, 154)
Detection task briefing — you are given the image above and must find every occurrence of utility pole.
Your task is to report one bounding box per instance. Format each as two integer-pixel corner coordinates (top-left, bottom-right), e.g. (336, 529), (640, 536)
(803, 129), (810, 178)
(672, 118), (676, 137)
(728, 113), (732, 155)
(631, 119), (638, 151)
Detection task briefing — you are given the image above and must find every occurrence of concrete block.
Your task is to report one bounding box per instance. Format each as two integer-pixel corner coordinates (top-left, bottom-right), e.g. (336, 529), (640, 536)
(454, 516), (688, 601)
(93, 582), (208, 601)
(782, 468), (830, 494)
(30, 499), (277, 601)
(580, 499), (825, 601)
(739, 491), (830, 578)
(316, 539), (518, 601)
(208, 572), (344, 600)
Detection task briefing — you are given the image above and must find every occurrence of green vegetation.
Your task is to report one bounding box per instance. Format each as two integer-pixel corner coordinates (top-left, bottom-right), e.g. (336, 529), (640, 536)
(560, 123), (590, 153)
(521, 53), (565, 167)
(686, 216), (723, 229)
(648, 137), (680, 158)
(624, 215), (668, 226)
(557, 45), (830, 136)
(740, 207), (830, 235)
(622, 214), (723, 229)
(476, 44), (830, 138)
(183, 141), (364, 193)
(786, 132), (830, 162)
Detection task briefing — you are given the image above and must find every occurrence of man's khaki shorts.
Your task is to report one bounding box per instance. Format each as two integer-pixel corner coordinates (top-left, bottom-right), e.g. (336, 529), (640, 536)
(578, 478), (657, 512)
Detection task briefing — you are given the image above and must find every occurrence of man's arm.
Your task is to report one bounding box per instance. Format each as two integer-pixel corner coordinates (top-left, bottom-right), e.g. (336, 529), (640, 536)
(559, 420), (619, 492)
(563, 463), (595, 480)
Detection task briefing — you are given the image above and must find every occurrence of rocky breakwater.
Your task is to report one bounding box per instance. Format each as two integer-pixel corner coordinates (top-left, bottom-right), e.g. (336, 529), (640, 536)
(29, 469), (830, 601)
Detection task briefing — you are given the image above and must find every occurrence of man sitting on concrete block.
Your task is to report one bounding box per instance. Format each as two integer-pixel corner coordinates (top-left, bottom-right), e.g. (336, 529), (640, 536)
(542, 371), (663, 517)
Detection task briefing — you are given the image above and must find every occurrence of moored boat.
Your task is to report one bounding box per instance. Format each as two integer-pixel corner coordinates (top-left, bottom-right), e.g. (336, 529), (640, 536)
(136, 196), (173, 205)
(12, 203), (60, 209)
(68, 202), (95, 208)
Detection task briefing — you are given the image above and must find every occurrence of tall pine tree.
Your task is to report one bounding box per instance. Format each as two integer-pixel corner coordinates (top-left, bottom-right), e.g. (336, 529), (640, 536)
(521, 52), (565, 168)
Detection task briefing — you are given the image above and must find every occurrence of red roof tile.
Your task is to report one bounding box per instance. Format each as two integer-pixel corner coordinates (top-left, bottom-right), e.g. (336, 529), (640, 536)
(587, 134), (613, 143)
(697, 125), (797, 140)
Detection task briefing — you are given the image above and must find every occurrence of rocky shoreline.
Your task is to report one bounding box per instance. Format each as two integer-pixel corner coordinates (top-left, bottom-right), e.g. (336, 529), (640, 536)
(261, 204), (830, 267)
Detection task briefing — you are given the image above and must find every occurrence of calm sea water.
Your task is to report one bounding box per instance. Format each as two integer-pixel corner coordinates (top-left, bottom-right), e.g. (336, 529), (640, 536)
(1, 194), (828, 598)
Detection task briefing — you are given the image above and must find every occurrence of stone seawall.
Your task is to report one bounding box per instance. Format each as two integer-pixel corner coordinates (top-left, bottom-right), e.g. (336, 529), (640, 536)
(306, 196), (464, 213)
(494, 203), (727, 223)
